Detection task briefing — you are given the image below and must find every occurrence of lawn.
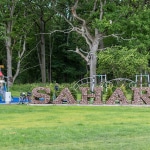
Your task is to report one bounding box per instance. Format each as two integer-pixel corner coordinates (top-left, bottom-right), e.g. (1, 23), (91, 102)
(0, 105), (150, 150)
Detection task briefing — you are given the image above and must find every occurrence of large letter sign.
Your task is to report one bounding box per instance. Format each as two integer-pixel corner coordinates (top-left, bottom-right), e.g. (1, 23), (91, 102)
(79, 87), (103, 104)
(31, 87), (50, 104)
(31, 86), (150, 105)
(132, 87), (150, 104)
(53, 88), (76, 104)
(106, 88), (128, 105)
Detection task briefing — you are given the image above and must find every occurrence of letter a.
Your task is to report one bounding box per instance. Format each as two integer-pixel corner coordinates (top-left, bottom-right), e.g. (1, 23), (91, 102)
(106, 88), (128, 105)
(53, 88), (76, 104)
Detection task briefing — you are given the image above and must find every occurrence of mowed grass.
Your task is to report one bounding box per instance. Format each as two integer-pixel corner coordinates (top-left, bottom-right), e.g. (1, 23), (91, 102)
(0, 105), (150, 150)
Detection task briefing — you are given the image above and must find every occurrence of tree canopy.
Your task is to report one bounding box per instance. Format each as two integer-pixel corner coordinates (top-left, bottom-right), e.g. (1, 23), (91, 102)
(97, 47), (149, 80)
(0, 0), (149, 85)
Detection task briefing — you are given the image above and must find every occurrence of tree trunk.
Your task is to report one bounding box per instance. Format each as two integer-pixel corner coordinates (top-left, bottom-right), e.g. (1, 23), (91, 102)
(48, 35), (53, 83)
(89, 52), (97, 78)
(89, 36), (99, 90)
(5, 23), (13, 87)
(40, 19), (46, 83)
(4, 0), (16, 87)
(89, 52), (97, 91)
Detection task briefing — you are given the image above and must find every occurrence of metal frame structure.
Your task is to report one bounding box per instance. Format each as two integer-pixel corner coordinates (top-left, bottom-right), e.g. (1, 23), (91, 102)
(73, 74), (150, 91)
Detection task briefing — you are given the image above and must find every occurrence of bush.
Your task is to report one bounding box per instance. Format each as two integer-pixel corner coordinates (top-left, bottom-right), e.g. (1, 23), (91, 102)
(120, 84), (127, 97)
(105, 85), (113, 101)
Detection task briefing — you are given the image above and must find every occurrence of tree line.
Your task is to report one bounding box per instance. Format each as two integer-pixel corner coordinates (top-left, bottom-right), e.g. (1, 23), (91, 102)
(0, 0), (150, 86)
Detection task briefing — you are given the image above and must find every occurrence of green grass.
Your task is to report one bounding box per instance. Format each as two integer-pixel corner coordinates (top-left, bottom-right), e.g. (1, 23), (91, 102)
(1, 105), (150, 150)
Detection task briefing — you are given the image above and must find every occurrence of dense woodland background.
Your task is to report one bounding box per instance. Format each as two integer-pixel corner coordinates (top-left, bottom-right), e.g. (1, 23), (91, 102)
(0, 0), (150, 85)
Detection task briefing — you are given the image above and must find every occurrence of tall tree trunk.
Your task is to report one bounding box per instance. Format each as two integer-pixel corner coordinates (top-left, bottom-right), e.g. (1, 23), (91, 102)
(4, 0), (16, 87)
(40, 19), (46, 83)
(5, 21), (13, 87)
(89, 35), (100, 90)
(48, 35), (53, 83)
(6, 35), (13, 87)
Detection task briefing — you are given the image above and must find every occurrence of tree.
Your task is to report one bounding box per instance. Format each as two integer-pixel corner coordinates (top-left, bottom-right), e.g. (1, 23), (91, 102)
(0, 0), (149, 85)
(97, 47), (150, 79)
(54, 0), (149, 89)
(0, 0), (35, 86)
(53, 0), (106, 88)
(0, 0), (16, 86)
(124, 4), (150, 52)
(24, 0), (56, 83)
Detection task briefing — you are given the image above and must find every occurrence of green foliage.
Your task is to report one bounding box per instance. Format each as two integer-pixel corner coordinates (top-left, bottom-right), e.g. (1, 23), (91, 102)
(105, 85), (113, 101)
(0, 23), (5, 40)
(76, 93), (82, 101)
(9, 83), (50, 97)
(120, 84), (127, 97)
(123, 7), (150, 51)
(10, 83), (78, 100)
(97, 47), (150, 79)
(0, 0), (150, 84)
(92, 17), (112, 33)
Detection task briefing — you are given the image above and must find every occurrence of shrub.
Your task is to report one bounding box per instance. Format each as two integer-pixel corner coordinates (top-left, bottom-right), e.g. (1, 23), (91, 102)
(105, 85), (113, 101)
(120, 84), (127, 97)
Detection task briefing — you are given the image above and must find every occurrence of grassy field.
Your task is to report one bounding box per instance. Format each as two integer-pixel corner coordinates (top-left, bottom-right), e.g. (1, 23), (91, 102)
(0, 105), (150, 150)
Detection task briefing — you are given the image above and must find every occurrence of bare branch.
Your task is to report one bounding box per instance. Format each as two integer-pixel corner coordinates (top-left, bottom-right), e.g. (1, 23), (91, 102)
(68, 47), (88, 62)
(103, 33), (123, 39)
(100, 0), (103, 20)
(21, 40), (41, 62)
(79, 48), (89, 54)
(120, 37), (136, 41)
(13, 39), (42, 81)
(71, 0), (93, 45)
(35, 28), (74, 35)
(13, 35), (26, 81)
(93, 0), (98, 12)
(97, 47), (109, 51)
(72, 0), (86, 24)
(19, 64), (40, 74)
